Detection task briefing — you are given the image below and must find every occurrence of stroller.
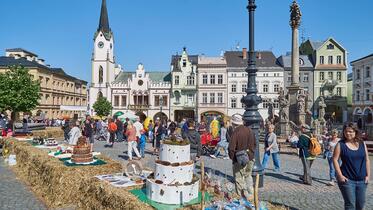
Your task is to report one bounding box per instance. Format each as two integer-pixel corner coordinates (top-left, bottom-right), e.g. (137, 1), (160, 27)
(200, 131), (219, 155)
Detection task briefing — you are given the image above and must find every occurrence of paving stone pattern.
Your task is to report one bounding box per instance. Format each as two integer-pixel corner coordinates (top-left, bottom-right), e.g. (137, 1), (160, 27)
(0, 157), (47, 210)
(94, 141), (373, 210)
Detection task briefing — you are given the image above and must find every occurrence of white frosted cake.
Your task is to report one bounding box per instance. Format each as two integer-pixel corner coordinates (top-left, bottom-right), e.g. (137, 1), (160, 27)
(146, 137), (199, 204)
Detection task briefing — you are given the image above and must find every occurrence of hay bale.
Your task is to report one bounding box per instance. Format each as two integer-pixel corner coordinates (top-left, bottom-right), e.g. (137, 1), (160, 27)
(11, 140), (151, 209)
(32, 127), (64, 139)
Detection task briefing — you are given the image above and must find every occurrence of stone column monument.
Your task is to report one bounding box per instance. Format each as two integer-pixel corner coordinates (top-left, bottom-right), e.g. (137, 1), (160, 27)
(287, 0), (305, 126)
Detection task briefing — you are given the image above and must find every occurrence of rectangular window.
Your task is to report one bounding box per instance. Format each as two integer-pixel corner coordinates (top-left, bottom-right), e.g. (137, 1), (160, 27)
(162, 96), (167, 106)
(274, 84), (280, 93)
(187, 94), (194, 102)
(303, 73), (309, 82)
(337, 72), (342, 81)
(231, 84), (237, 93)
(202, 75), (208, 84)
(202, 93), (208, 103)
(328, 56), (333, 64)
(320, 56), (324, 64)
(287, 76), (292, 82)
(175, 95), (180, 103)
(231, 98), (237, 108)
(187, 76), (194, 85)
(262, 99), (269, 108)
(273, 99), (279, 109)
(328, 72), (333, 80)
(320, 72), (325, 81)
(218, 93), (223, 103)
(337, 55), (342, 64)
(366, 89), (370, 101)
(231, 73), (236, 77)
(263, 84), (268, 93)
(356, 70), (360, 79)
(242, 84), (247, 93)
(154, 96), (160, 106)
(114, 96), (119, 106)
(337, 87), (342, 96)
(182, 59), (187, 67)
(121, 95), (127, 107)
(218, 74), (223, 84)
(356, 91), (360, 101)
(210, 93), (215, 103)
(174, 76), (179, 85)
(366, 69), (371, 78)
(210, 75), (215, 84)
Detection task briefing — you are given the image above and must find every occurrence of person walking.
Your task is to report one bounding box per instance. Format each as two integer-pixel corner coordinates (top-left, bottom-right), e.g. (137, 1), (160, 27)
(125, 121), (141, 160)
(115, 118), (124, 142)
(262, 124), (280, 172)
(228, 114), (256, 200)
(333, 123), (370, 210)
(326, 129), (341, 186)
(183, 119), (202, 161)
(68, 121), (81, 145)
(297, 124), (316, 185)
(139, 129), (147, 158)
(107, 118), (117, 147)
(210, 121), (229, 159)
(133, 117), (144, 141)
(83, 115), (94, 152)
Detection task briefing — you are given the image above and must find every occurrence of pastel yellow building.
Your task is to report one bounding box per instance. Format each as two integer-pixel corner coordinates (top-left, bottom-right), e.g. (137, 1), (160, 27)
(0, 48), (88, 119)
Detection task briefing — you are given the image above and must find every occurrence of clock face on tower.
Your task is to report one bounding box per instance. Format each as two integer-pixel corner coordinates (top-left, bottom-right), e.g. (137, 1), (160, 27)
(98, 41), (104, 48)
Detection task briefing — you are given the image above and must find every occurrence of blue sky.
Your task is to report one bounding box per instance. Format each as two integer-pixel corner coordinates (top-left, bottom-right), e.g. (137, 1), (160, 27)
(1, 0), (372, 82)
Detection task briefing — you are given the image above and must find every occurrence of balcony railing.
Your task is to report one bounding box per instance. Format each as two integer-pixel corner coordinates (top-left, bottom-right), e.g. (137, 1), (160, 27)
(128, 104), (150, 110)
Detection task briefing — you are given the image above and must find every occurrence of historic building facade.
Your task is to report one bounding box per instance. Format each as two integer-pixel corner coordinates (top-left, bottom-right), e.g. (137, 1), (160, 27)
(89, 0), (171, 120)
(299, 38), (348, 123)
(0, 48), (88, 119)
(197, 55), (228, 122)
(225, 50), (284, 120)
(170, 48), (198, 122)
(350, 54), (373, 134)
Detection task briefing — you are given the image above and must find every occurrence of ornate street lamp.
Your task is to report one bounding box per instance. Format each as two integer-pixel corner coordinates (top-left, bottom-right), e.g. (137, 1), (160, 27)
(241, 0), (264, 187)
(159, 96), (164, 122)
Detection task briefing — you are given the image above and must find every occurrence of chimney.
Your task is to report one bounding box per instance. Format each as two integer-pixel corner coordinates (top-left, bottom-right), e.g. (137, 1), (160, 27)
(242, 48), (247, 60)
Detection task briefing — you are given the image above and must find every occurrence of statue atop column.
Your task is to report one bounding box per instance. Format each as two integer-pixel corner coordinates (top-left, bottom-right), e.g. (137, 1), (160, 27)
(290, 0), (302, 29)
(278, 88), (289, 122)
(318, 96), (327, 123)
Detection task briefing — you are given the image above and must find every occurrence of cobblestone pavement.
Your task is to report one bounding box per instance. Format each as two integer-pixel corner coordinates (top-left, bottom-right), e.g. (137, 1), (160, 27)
(94, 140), (373, 210)
(0, 156), (47, 210)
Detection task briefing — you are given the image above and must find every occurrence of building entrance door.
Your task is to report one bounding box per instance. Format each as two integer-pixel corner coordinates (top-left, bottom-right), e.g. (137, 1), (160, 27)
(174, 110), (194, 123)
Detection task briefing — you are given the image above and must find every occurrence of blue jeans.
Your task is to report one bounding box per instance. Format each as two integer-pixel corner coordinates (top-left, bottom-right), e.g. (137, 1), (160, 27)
(116, 131), (123, 141)
(262, 151), (280, 171)
(214, 141), (228, 157)
(139, 144), (145, 158)
(327, 156), (341, 181)
(338, 180), (367, 210)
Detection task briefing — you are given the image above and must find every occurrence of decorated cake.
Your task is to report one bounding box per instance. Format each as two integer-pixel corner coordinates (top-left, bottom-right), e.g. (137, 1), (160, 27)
(146, 136), (199, 205)
(45, 138), (58, 146)
(71, 137), (93, 163)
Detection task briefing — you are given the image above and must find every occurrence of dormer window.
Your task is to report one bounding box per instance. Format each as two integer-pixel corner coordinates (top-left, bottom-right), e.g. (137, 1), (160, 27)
(327, 44), (334, 50)
(299, 58), (304, 66)
(182, 59), (187, 67)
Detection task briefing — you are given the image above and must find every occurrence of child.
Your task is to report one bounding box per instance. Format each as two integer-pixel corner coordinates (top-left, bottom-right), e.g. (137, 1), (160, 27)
(139, 129), (147, 158)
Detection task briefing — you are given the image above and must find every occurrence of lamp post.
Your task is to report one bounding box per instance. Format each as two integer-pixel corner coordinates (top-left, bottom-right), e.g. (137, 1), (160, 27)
(159, 96), (164, 122)
(190, 67), (198, 122)
(241, 0), (264, 187)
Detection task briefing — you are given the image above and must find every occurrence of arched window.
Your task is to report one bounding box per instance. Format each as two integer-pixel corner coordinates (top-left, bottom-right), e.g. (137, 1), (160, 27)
(98, 91), (103, 99)
(98, 66), (103, 84)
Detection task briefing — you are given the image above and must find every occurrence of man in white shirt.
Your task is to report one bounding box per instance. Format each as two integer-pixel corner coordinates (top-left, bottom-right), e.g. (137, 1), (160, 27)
(68, 121), (82, 145)
(133, 117), (144, 140)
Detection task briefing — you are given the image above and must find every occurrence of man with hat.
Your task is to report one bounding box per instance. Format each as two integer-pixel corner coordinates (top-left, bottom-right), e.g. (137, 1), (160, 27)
(297, 124), (316, 185)
(228, 114), (256, 200)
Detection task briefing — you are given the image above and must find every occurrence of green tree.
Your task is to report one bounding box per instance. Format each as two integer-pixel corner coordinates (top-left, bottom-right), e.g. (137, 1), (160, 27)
(92, 96), (112, 117)
(0, 65), (40, 120)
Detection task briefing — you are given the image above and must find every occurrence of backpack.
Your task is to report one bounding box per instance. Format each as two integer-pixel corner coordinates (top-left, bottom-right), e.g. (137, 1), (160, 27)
(308, 134), (322, 156)
(108, 122), (117, 133)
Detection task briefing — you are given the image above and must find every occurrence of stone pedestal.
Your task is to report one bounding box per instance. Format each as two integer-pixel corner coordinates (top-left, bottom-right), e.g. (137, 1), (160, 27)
(279, 121), (290, 138)
(287, 85), (304, 126)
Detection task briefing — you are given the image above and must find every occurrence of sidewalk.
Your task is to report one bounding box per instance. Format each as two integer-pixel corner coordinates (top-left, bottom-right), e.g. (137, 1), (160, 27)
(0, 156), (47, 210)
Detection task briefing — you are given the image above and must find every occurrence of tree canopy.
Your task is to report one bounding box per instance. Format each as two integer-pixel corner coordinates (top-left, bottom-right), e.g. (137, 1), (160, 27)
(0, 65), (40, 118)
(92, 96), (112, 117)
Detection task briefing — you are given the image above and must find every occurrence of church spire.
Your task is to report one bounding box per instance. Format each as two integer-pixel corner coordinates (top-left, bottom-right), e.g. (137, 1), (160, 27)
(97, 0), (111, 40)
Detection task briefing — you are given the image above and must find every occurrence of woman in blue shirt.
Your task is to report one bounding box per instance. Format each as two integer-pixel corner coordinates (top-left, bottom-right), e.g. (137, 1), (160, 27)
(333, 123), (370, 210)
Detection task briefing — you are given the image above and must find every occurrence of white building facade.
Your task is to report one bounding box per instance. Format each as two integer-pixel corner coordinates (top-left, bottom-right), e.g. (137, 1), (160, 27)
(197, 56), (228, 122)
(225, 50), (284, 120)
(89, 0), (171, 120)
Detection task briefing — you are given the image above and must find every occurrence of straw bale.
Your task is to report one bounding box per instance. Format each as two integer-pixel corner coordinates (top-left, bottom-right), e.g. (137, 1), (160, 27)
(10, 140), (151, 210)
(32, 127), (64, 138)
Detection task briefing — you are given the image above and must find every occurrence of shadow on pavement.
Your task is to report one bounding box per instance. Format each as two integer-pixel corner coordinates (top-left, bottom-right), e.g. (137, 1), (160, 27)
(284, 171), (330, 185)
(267, 201), (300, 210)
(264, 172), (303, 184)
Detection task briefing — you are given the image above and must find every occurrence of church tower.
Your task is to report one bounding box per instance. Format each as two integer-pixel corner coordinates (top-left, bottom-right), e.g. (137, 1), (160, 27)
(90, 0), (115, 112)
